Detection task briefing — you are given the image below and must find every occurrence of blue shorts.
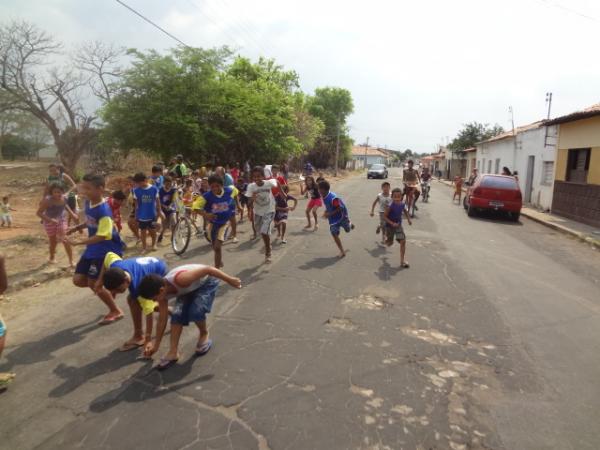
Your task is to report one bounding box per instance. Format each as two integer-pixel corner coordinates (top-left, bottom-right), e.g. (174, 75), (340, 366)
(207, 223), (229, 243)
(171, 277), (220, 326)
(330, 217), (351, 236)
(75, 257), (104, 279)
(138, 220), (157, 230)
(0, 314), (6, 337)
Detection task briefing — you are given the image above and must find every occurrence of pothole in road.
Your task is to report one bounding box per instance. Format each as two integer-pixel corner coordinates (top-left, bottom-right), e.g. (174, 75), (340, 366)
(324, 317), (357, 331)
(343, 294), (390, 310)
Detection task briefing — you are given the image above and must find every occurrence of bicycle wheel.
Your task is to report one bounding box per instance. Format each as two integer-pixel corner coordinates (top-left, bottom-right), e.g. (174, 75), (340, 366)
(171, 217), (192, 255)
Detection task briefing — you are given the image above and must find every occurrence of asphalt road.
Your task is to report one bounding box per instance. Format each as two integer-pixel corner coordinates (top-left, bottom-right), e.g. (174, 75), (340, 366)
(1, 168), (599, 450)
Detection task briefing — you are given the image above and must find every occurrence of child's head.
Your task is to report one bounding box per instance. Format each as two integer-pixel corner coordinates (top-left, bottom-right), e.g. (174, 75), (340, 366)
(271, 164), (280, 176)
(133, 172), (147, 187)
(208, 175), (224, 194)
(391, 188), (403, 202)
(79, 173), (105, 201)
(201, 177), (209, 190)
(192, 169), (200, 178)
(252, 166), (265, 183)
(151, 165), (163, 176)
(381, 181), (391, 194)
(2, 195), (9, 203)
(111, 190), (127, 206)
(317, 180), (330, 197)
(305, 176), (315, 187)
(49, 163), (60, 176)
(184, 178), (193, 187)
(163, 176), (173, 189)
(139, 273), (166, 300)
(103, 267), (130, 294)
(49, 182), (65, 199)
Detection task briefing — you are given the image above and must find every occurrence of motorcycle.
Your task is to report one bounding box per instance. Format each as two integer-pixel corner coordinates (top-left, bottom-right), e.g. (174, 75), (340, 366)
(421, 181), (431, 203)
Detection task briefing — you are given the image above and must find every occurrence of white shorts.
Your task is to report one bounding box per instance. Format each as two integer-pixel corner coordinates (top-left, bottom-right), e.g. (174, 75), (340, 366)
(254, 212), (275, 236)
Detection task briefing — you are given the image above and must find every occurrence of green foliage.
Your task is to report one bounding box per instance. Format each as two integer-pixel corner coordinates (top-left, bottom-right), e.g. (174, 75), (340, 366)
(1, 134), (38, 160)
(448, 122), (504, 152)
(102, 48), (322, 166)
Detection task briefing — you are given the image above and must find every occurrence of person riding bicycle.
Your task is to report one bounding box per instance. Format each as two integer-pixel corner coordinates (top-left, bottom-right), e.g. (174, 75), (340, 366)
(403, 160), (422, 210)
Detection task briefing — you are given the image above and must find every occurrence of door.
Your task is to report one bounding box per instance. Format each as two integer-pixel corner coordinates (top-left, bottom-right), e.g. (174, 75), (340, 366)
(524, 155), (534, 203)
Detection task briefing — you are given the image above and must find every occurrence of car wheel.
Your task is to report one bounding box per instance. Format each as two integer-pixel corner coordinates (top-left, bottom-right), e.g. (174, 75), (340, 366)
(463, 197), (468, 210)
(467, 204), (476, 217)
(511, 212), (520, 222)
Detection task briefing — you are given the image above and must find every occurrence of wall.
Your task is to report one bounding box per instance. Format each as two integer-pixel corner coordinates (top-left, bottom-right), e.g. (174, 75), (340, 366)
(555, 116), (600, 185)
(476, 125), (557, 210)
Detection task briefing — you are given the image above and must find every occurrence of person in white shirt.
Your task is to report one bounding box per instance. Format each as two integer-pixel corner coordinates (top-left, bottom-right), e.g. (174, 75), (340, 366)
(246, 166), (286, 264)
(139, 263), (241, 370)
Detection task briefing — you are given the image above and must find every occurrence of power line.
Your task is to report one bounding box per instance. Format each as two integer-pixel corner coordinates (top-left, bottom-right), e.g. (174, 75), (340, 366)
(536, 0), (598, 21)
(115, 0), (191, 48)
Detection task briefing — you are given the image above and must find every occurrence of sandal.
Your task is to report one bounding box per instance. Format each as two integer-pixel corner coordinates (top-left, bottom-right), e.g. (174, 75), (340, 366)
(119, 340), (144, 352)
(157, 357), (179, 371)
(401, 262), (410, 269)
(98, 313), (124, 326)
(195, 339), (213, 357)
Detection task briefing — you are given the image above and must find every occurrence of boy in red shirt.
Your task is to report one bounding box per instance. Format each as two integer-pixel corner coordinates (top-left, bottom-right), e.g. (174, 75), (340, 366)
(107, 190), (127, 232)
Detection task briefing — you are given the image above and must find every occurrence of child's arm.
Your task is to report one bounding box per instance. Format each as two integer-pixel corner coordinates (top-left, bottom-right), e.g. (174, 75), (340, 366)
(66, 222), (87, 235)
(370, 197), (380, 216)
(144, 297), (169, 357)
(383, 206), (396, 227)
(0, 254), (7, 295)
(155, 196), (165, 220)
(175, 265), (242, 289)
(289, 196), (298, 211)
(62, 173), (77, 194)
(65, 203), (78, 221)
(36, 199), (52, 223)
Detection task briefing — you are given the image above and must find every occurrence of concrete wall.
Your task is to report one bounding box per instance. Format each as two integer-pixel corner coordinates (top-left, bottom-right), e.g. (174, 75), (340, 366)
(476, 125), (557, 210)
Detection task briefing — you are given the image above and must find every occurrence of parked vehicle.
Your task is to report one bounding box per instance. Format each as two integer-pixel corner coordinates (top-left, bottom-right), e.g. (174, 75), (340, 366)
(367, 164), (388, 179)
(463, 174), (522, 221)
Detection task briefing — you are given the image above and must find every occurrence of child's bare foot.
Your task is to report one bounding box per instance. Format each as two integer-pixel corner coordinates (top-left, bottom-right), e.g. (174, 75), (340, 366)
(303, 224), (312, 230)
(48, 259), (57, 265)
(150, 246), (157, 252)
(313, 224), (319, 231)
(338, 251), (346, 258)
(265, 255), (272, 264)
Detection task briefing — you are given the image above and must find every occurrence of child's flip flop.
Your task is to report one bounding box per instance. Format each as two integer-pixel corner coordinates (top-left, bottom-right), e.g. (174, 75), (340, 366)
(195, 339), (213, 357)
(98, 313), (124, 326)
(157, 357), (179, 371)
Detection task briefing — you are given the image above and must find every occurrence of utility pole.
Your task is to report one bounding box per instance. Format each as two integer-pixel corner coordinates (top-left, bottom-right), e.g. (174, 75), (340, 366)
(509, 106), (516, 170)
(334, 115), (341, 177)
(363, 136), (370, 171)
(544, 92), (554, 147)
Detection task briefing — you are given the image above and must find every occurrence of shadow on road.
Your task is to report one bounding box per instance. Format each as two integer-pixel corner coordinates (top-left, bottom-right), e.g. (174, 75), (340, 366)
(49, 349), (142, 398)
(2, 319), (100, 369)
(88, 357), (214, 413)
(467, 210), (524, 226)
(365, 244), (387, 258)
(298, 256), (341, 270)
(375, 257), (401, 281)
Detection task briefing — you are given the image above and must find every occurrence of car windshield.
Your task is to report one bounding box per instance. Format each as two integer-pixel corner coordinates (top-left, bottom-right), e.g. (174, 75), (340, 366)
(480, 176), (518, 189)
(371, 164), (385, 170)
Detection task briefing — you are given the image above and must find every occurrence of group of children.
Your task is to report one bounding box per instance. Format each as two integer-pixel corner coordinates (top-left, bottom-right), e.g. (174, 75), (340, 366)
(370, 181), (412, 268)
(26, 160), (357, 371)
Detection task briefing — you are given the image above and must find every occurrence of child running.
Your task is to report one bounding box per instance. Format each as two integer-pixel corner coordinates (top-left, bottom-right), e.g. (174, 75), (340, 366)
(0, 254), (15, 390)
(274, 185), (297, 244)
(150, 165), (164, 190)
(453, 175), (463, 204)
(37, 183), (77, 266)
(158, 176), (177, 243)
(132, 172), (163, 252)
(318, 180), (354, 258)
(384, 188), (412, 268)
(65, 174), (125, 325)
(246, 166), (286, 263)
(235, 176), (249, 223)
(138, 264), (242, 370)
(107, 190), (127, 233)
(370, 182), (393, 245)
(98, 252), (168, 352)
(195, 175), (238, 269)
(0, 196), (15, 227)
(301, 176), (322, 230)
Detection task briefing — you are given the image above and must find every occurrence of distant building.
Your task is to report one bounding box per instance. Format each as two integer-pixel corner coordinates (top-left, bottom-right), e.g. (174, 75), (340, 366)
(350, 145), (392, 167)
(476, 121), (558, 211)
(546, 104), (600, 227)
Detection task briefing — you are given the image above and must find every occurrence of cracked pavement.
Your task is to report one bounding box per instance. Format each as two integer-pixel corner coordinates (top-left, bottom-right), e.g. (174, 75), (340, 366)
(1, 168), (600, 449)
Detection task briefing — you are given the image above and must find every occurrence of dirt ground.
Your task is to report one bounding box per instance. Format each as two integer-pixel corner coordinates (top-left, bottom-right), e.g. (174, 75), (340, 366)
(0, 158), (345, 278)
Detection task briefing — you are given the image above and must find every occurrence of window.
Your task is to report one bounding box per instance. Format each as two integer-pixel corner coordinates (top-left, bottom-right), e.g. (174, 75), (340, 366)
(487, 160), (492, 173)
(566, 148), (590, 183)
(482, 158), (486, 172)
(494, 158), (500, 174)
(541, 161), (554, 185)
(477, 160), (481, 171)
(481, 175), (518, 189)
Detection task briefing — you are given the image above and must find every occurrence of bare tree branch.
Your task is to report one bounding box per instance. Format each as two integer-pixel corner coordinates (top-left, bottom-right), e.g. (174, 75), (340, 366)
(74, 40), (124, 102)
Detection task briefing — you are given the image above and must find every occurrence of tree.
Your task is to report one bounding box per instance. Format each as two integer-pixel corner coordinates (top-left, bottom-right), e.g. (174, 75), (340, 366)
(0, 21), (122, 173)
(306, 87), (354, 168)
(448, 122), (504, 151)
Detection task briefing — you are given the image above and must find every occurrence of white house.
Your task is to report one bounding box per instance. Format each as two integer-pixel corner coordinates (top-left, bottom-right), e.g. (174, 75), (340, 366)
(351, 145), (391, 167)
(476, 121), (558, 210)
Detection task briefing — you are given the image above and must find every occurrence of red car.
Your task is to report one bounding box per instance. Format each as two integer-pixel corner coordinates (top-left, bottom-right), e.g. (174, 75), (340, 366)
(463, 174), (522, 221)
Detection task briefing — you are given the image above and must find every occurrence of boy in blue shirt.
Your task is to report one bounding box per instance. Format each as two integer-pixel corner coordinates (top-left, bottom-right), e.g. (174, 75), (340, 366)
(318, 180), (355, 259)
(66, 174), (125, 325)
(158, 176), (178, 243)
(384, 188), (412, 268)
(195, 175), (239, 269)
(98, 252), (168, 352)
(133, 172), (164, 252)
(150, 165), (164, 191)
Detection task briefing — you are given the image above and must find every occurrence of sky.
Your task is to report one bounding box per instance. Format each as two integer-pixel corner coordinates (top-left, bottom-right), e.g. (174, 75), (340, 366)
(3, 0), (600, 153)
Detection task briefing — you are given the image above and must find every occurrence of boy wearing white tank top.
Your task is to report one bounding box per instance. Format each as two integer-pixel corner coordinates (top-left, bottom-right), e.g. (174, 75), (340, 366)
(138, 263), (242, 370)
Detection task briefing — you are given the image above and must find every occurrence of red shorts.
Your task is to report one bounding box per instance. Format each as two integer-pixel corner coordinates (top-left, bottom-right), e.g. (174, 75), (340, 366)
(307, 198), (323, 209)
(43, 219), (67, 237)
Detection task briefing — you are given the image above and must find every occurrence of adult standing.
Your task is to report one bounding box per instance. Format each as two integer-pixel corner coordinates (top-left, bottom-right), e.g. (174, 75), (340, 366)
(467, 168), (479, 186)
